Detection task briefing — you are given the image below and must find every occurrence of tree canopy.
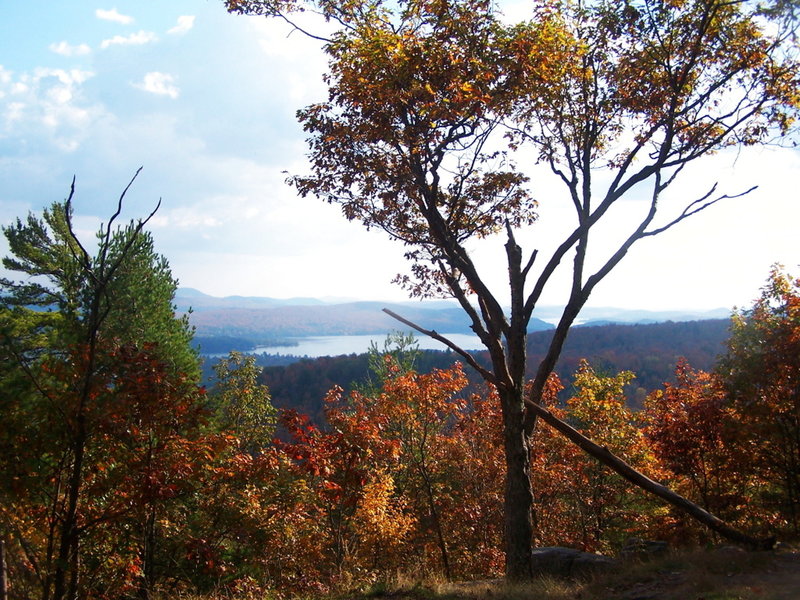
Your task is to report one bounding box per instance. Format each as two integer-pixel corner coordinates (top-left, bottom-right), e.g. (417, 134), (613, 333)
(0, 174), (201, 600)
(226, 0), (799, 578)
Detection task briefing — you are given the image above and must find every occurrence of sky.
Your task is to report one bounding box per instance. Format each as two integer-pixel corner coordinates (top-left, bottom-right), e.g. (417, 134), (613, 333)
(1, 1), (798, 312)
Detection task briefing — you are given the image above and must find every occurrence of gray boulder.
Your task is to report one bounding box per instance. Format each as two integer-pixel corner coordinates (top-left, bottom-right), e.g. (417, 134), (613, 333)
(531, 546), (618, 579)
(621, 538), (669, 560)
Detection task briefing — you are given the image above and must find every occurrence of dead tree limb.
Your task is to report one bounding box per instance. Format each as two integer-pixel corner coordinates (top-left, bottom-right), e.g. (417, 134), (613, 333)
(382, 308), (494, 382)
(526, 400), (776, 549)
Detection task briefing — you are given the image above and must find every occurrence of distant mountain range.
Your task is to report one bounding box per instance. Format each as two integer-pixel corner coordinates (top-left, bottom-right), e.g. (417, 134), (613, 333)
(179, 292), (550, 343)
(175, 288), (328, 309)
(542, 306), (732, 326)
(176, 288), (732, 349)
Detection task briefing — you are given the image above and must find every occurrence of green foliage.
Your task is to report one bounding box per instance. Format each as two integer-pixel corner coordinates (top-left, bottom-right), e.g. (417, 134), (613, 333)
(0, 176), (203, 600)
(356, 330), (421, 394)
(1, 192), (198, 381)
(210, 351), (277, 452)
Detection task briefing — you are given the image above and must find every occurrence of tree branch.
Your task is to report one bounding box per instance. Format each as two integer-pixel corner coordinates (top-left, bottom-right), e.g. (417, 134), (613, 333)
(382, 308), (495, 383)
(644, 185), (758, 237)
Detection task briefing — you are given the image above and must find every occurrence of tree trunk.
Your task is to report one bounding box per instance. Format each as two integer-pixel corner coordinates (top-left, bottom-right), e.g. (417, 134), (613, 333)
(53, 426), (87, 600)
(417, 464), (451, 580)
(67, 537), (79, 600)
(1, 537), (8, 600)
(139, 506), (157, 600)
(501, 387), (534, 580)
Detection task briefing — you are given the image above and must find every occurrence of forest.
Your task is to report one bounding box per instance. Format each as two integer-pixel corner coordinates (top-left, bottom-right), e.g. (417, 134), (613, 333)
(1, 188), (799, 599)
(258, 318), (732, 423)
(2, 0), (799, 597)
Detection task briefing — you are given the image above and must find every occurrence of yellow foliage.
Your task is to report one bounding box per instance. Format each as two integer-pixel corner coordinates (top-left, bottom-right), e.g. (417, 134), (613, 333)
(354, 470), (415, 547)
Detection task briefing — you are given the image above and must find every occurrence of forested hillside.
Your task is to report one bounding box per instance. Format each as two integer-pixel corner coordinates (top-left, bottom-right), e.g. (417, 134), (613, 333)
(260, 318), (731, 421)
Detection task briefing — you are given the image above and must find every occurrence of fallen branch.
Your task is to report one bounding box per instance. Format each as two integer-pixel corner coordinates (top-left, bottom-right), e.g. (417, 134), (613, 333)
(526, 399), (776, 550)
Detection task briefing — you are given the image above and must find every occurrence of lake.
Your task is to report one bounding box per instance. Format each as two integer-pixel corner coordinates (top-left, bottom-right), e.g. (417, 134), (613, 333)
(250, 333), (484, 358)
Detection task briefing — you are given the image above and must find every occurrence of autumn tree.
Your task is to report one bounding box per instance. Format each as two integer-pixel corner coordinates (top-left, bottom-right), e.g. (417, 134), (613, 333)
(277, 401), (403, 584)
(275, 360), (513, 585)
(717, 266), (800, 534)
(226, 0), (799, 577)
(359, 365), (470, 578)
(642, 268), (800, 538)
(441, 388), (506, 575)
(643, 360), (749, 535)
(543, 362), (664, 551)
(72, 345), (219, 599)
(0, 173), (201, 599)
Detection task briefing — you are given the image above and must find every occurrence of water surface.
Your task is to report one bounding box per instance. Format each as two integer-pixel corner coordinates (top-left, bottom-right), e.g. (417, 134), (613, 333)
(252, 333), (484, 358)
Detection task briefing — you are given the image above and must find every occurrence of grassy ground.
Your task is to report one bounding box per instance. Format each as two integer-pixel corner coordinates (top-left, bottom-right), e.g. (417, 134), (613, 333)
(345, 546), (800, 600)
(164, 546), (800, 600)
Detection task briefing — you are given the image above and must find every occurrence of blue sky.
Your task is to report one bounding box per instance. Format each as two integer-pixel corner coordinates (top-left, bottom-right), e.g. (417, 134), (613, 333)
(1, 2), (799, 311)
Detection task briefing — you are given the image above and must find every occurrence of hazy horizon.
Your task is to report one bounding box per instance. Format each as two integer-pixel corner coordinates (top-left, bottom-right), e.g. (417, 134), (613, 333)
(176, 286), (734, 316)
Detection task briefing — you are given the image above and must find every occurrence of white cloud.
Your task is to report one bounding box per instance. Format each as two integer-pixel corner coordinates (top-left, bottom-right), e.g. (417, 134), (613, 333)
(134, 72), (179, 99)
(33, 68), (94, 86)
(152, 207), (220, 229)
(49, 41), (92, 57)
(249, 19), (328, 104)
(168, 16), (195, 35)
(100, 30), (157, 49)
(4, 101), (25, 124)
(32, 69), (94, 136)
(95, 8), (134, 25)
(0, 67), (99, 150)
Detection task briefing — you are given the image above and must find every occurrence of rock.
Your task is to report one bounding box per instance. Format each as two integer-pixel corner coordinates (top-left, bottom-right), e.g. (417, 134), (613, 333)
(621, 538), (669, 560)
(531, 546), (618, 579)
(716, 545), (746, 555)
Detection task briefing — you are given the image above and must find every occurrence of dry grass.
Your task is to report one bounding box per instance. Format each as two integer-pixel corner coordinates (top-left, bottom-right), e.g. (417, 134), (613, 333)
(436, 576), (579, 600)
(158, 546), (800, 600)
(349, 546), (800, 600)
